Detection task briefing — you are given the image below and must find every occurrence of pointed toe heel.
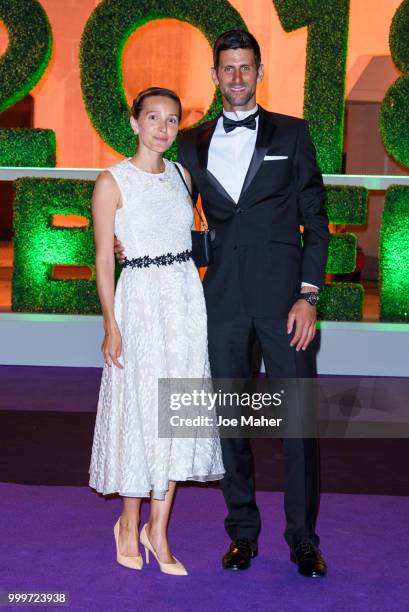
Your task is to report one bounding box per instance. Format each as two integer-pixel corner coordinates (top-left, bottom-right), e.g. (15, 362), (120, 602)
(114, 519), (143, 571)
(140, 523), (188, 576)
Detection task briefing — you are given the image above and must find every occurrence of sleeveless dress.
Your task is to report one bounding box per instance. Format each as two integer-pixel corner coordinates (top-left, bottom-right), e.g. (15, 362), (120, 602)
(89, 158), (224, 499)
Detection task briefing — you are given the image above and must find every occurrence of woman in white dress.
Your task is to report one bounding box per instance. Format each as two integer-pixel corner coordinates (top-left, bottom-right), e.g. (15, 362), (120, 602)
(89, 87), (224, 576)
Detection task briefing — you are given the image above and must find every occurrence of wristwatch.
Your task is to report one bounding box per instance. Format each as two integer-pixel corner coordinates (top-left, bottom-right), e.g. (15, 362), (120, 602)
(296, 291), (319, 306)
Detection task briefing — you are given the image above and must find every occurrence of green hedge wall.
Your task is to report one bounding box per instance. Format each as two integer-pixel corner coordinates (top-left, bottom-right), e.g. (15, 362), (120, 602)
(324, 184), (367, 276)
(321, 185), (367, 319)
(380, 0), (409, 168)
(325, 185), (367, 225)
(0, 0), (52, 113)
(273, 0), (350, 173)
(80, 0), (245, 157)
(326, 233), (356, 274)
(12, 177), (369, 319)
(317, 282), (364, 321)
(379, 185), (409, 321)
(0, 129), (56, 166)
(12, 178), (99, 314)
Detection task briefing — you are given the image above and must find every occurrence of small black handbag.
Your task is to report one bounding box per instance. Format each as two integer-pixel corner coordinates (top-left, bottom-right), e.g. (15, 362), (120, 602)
(173, 163), (214, 267)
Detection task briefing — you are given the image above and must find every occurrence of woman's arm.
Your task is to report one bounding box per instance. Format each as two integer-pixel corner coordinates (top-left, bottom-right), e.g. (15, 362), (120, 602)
(92, 171), (123, 368)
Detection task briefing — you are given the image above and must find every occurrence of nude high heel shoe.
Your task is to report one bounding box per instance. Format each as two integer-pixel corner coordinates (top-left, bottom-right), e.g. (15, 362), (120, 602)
(140, 523), (188, 576)
(113, 519), (143, 570)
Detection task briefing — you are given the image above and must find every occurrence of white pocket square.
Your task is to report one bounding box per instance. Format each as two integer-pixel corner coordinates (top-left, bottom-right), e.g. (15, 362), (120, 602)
(264, 155), (288, 160)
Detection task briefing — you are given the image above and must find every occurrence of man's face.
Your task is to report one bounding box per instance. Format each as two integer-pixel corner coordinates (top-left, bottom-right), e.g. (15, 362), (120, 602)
(211, 48), (263, 111)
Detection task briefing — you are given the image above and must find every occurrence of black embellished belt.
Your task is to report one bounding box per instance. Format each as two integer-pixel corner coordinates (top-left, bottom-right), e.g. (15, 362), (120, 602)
(123, 249), (192, 269)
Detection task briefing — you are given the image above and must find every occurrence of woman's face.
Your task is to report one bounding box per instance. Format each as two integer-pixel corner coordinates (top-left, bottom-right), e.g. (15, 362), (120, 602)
(130, 96), (180, 153)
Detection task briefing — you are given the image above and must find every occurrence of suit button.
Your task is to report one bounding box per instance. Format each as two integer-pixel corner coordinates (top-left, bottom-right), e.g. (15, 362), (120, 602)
(233, 245), (237, 250)
(235, 207), (242, 214)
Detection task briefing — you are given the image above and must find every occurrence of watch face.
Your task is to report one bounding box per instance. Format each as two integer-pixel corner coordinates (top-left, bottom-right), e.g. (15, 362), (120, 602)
(307, 293), (319, 305)
(300, 292), (319, 305)
(297, 292), (319, 305)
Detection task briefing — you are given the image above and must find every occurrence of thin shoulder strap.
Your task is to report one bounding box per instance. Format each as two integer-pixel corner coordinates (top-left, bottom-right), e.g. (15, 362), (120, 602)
(173, 162), (194, 197)
(173, 162), (207, 228)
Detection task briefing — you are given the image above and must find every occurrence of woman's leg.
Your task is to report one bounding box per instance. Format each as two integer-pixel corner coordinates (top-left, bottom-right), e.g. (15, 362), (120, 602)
(119, 497), (142, 556)
(146, 481), (177, 563)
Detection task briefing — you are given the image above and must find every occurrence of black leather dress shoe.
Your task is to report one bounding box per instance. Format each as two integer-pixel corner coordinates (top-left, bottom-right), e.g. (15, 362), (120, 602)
(290, 540), (327, 577)
(222, 538), (258, 571)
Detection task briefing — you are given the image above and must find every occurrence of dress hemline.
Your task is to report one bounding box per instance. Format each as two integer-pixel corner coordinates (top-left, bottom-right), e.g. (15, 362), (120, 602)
(89, 472), (225, 501)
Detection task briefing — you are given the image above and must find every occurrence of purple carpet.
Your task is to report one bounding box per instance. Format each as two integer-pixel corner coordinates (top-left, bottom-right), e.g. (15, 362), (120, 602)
(0, 365), (101, 412)
(2, 365), (409, 495)
(1, 484), (409, 611)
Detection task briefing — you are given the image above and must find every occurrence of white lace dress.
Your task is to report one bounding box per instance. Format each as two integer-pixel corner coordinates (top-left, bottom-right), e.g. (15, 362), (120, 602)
(89, 158), (224, 499)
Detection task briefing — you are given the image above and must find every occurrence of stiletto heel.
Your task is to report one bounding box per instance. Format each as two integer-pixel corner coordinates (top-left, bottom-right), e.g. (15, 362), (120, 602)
(114, 519), (143, 570)
(140, 524), (188, 576)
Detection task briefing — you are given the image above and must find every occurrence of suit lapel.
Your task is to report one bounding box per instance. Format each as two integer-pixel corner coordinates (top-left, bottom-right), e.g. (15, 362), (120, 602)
(238, 108), (276, 202)
(196, 120), (217, 169)
(196, 117), (236, 205)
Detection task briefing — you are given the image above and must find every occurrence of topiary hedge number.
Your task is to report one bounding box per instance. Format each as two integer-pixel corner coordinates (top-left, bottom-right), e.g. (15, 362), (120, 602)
(379, 185), (409, 321)
(0, 0), (55, 166)
(273, 0), (350, 174)
(321, 185), (368, 320)
(380, 0), (409, 167)
(79, 0), (245, 158)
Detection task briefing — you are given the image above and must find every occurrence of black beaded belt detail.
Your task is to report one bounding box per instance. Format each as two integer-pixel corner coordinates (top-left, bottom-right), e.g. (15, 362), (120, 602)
(123, 249), (192, 269)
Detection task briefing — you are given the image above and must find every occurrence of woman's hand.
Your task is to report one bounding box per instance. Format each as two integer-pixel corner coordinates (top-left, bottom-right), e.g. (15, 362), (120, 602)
(114, 237), (126, 264)
(102, 325), (124, 369)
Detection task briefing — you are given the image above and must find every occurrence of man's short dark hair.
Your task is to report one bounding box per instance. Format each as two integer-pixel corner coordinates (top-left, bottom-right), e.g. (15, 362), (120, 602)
(213, 30), (261, 71)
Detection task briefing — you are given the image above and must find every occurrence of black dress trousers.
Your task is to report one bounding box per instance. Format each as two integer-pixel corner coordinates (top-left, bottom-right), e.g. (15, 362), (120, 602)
(206, 289), (320, 549)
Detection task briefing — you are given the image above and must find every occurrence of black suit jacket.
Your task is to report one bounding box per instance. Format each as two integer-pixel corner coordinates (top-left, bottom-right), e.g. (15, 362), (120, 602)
(178, 106), (329, 319)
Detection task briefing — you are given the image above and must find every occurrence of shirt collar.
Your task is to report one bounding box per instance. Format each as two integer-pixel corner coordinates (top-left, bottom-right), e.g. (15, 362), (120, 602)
(222, 104), (258, 121)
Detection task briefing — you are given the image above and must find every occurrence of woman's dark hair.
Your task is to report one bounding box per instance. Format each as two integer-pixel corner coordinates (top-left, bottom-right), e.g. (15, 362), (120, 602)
(213, 30), (261, 71)
(131, 87), (182, 120)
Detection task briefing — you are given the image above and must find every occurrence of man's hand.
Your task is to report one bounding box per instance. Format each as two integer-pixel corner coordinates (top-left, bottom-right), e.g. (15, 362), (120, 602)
(114, 237), (125, 264)
(287, 288), (318, 351)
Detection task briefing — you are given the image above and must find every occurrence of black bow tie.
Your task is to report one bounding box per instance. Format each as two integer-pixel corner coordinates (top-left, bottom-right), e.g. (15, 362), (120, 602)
(222, 110), (259, 133)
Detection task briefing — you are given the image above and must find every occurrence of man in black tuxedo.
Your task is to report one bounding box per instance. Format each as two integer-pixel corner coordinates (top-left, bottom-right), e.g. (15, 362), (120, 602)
(177, 30), (329, 577)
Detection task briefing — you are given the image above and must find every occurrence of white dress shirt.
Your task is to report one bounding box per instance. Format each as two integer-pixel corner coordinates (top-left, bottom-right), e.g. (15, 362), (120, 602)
(207, 105), (258, 204)
(207, 104), (317, 290)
